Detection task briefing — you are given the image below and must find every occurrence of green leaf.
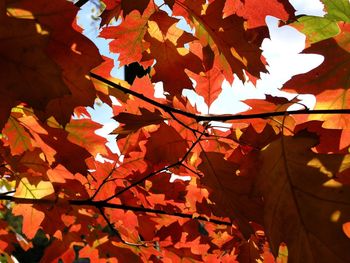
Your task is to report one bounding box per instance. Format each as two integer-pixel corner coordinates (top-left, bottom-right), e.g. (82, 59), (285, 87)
(323, 0), (350, 22)
(294, 16), (340, 44)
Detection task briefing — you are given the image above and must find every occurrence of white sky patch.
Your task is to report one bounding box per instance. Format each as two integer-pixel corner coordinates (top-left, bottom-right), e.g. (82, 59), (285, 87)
(170, 174), (191, 182)
(289, 0), (326, 16)
(77, 1), (124, 79)
(87, 101), (119, 154)
(154, 82), (167, 98)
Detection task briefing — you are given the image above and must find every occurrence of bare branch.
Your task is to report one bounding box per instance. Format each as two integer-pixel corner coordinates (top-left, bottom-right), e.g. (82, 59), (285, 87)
(90, 72), (350, 122)
(0, 196), (232, 226)
(74, 0), (89, 8)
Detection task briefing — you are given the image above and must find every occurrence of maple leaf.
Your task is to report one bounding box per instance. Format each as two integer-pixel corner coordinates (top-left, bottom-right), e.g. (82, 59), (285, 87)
(284, 23), (350, 129)
(38, 124), (91, 175)
(100, 2), (155, 66)
(113, 108), (164, 138)
(145, 123), (188, 166)
(291, 0), (350, 44)
(198, 151), (263, 238)
(232, 124), (279, 150)
(2, 114), (34, 156)
(14, 177), (54, 199)
(223, 0), (295, 29)
(238, 95), (300, 133)
(0, 0), (102, 127)
(1, 108), (92, 174)
(66, 118), (108, 156)
(12, 204), (45, 240)
(256, 131), (350, 262)
(172, 0), (267, 82)
(187, 67), (225, 107)
(143, 11), (203, 97)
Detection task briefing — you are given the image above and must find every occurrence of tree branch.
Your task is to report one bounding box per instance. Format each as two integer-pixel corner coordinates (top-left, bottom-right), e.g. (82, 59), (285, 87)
(90, 72), (350, 122)
(74, 0), (89, 8)
(0, 196), (232, 226)
(0, 190), (15, 196)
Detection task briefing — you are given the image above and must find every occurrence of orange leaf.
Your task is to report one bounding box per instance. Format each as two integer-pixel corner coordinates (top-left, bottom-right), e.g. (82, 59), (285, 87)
(2, 115), (34, 155)
(343, 222), (350, 238)
(12, 204), (44, 239)
(66, 118), (108, 156)
(100, 3), (155, 66)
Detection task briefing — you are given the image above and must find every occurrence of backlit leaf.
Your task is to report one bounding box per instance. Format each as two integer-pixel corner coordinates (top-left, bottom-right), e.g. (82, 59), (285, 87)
(256, 131), (350, 262)
(14, 177), (54, 199)
(12, 204), (45, 239)
(284, 23), (350, 129)
(1, 0), (102, 127)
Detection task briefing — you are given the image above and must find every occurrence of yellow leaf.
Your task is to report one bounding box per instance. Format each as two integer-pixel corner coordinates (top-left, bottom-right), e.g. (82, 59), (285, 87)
(15, 177), (54, 199)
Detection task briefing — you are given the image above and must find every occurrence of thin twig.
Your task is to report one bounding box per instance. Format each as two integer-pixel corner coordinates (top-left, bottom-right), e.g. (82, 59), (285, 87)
(180, 163), (203, 178)
(168, 111), (205, 136)
(98, 207), (149, 247)
(98, 128), (208, 203)
(90, 161), (118, 200)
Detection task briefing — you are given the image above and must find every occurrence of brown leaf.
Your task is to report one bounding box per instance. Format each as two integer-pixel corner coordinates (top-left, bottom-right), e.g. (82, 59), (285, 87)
(256, 131), (350, 262)
(173, 0), (267, 81)
(145, 123), (188, 166)
(198, 151), (263, 238)
(0, 0), (102, 127)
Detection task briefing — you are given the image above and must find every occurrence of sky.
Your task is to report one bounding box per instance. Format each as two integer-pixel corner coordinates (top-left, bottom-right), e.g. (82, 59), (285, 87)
(76, 0), (326, 153)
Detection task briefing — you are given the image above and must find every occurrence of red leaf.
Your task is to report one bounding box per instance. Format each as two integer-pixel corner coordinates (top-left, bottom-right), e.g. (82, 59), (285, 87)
(113, 108), (164, 138)
(187, 67), (225, 107)
(145, 123), (188, 166)
(198, 151), (263, 238)
(223, 0), (295, 29)
(173, 0), (267, 81)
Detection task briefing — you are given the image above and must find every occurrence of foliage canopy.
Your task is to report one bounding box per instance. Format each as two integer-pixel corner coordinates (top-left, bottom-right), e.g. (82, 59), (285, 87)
(0, 0), (350, 262)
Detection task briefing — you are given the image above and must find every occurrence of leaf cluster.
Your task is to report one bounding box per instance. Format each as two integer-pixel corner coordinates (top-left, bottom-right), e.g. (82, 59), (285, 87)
(0, 0), (350, 262)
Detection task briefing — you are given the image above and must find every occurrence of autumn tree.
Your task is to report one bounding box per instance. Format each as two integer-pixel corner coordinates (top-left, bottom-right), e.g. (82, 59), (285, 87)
(0, 0), (350, 262)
